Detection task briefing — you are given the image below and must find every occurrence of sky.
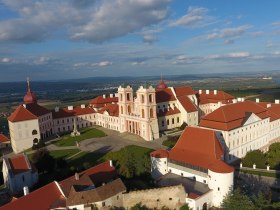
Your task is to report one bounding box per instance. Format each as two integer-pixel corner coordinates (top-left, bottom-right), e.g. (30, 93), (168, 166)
(1, 0), (280, 82)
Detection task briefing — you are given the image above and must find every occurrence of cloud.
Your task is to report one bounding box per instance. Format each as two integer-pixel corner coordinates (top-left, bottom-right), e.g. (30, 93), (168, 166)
(33, 56), (58, 65)
(0, 57), (13, 63)
(272, 21), (280, 27)
(172, 54), (203, 65)
(169, 6), (215, 28)
(0, 0), (171, 43)
(206, 52), (250, 61)
(131, 61), (145, 66)
(207, 25), (252, 41)
(73, 60), (112, 68)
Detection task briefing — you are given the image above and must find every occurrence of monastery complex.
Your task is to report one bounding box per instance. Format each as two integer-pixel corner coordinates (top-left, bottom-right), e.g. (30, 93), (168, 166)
(3, 78), (280, 209)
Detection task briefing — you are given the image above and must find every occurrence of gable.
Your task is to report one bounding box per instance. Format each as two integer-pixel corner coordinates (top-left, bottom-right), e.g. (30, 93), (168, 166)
(243, 112), (261, 126)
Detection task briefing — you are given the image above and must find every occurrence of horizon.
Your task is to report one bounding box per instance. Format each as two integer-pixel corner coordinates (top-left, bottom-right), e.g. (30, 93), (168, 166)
(1, 0), (280, 81)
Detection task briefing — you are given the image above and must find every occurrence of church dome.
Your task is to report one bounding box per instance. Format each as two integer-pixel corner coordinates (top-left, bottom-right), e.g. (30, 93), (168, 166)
(23, 79), (37, 104)
(156, 79), (167, 90)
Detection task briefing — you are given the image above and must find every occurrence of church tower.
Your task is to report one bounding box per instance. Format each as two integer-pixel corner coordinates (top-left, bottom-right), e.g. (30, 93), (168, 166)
(136, 85), (159, 140)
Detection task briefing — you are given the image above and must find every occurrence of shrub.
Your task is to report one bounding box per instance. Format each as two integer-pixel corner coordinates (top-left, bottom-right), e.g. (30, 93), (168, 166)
(179, 204), (190, 210)
(242, 150), (266, 169)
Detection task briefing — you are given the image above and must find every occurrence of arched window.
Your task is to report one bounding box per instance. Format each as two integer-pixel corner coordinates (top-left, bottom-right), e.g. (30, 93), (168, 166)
(150, 108), (153, 118)
(127, 105), (131, 114)
(149, 94), (153, 103)
(120, 94), (123, 101)
(141, 109), (145, 118)
(33, 138), (38, 145)
(141, 95), (145, 103)
(121, 106), (123, 114)
(32, 129), (38, 135)
(126, 93), (130, 101)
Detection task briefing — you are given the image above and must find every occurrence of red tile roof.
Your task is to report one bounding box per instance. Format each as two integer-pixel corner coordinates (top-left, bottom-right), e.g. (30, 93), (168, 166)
(0, 134), (9, 143)
(25, 103), (50, 117)
(151, 127), (234, 173)
(98, 104), (119, 117)
(7, 154), (30, 175)
(257, 102), (280, 122)
(156, 88), (176, 103)
(198, 90), (234, 105)
(199, 101), (270, 131)
(59, 161), (117, 197)
(174, 87), (196, 96)
(157, 107), (180, 117)
(188, 192), (200, 199)
(52, 106), (95, 119)
(8, 105), (38, 122)
(150, 149), (169, 158)
(0, 182), (66, 210)
(177, 96), (197, 112)
(90, 96), (118, 108)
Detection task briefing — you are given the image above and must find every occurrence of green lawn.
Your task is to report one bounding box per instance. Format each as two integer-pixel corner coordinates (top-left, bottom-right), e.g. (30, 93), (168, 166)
(162, 135), (180, 148)
(54, 127), (106, 146)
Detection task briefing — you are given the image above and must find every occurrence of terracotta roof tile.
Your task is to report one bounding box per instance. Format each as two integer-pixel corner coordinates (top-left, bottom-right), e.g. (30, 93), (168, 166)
(25, 103), (50, 117)
(90, 96), (118, 108)
(156, 88), (176, 103)
(7, 154), (30, 175)
(174, 87), (196, 96)
(198, 90), (234, 105)
(59, 161), (117, 197)
(152, 127), (234, 173)
(0, 182), (65, 210)
(8, 105), (38, 122)
(177, 96), (197, 112)
(157, 107), (180, 117)
(150, 149), (169, 158)
(66, 178), (126, 206)
(98, 104), (119, 117)
(0, 134), (9, 143)
(199, 101), (270, 131)
(52, 106), (95, 119)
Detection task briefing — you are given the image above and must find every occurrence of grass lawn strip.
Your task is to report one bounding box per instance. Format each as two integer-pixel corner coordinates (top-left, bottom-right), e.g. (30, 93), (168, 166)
(54, 127), (106, 147)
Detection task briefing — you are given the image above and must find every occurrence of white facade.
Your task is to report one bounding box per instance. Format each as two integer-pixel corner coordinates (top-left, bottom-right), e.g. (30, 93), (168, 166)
(2, 154), (38, 194)
(151, 156), (234, 208)
(9, 119), (40, 153)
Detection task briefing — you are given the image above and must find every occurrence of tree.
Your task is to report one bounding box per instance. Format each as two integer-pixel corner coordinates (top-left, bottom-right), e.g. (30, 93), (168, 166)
(31, 148), (55, 173)
(266, 143), (280, 169)
(242, 150), (266, 169)
(221, 188), (255, 210)
(130, 203), (149, 210)
(179, 204), (190, 210)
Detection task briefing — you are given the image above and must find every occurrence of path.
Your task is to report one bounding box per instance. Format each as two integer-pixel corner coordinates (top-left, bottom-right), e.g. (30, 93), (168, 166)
(43, 126), (167, 154)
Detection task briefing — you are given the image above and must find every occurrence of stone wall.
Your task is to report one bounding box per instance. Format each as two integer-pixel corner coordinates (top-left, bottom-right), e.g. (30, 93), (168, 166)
(122, 185), (186, 209)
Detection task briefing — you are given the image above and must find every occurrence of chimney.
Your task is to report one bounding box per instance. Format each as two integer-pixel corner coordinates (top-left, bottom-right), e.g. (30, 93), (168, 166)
(267, 104), (271, 108)
(23, 186), (29, 196)
(109, 160), (113, 167)
(110, 94), (113, 98)
(103, 94), (106, 99)
(232, 99), (237, 104)
(275, 99), (280, 104)
(75, 172), (79, 180)
(23, 104), (26, 108)
(55, 107), (59, 112)
(115, 93), (118, 97)
(214, 90), (217, 95)
(81, 104), (85, 109)
(206, 90), (209, 95)
(237, 98), (241, 102)
(256, 98), (260, 103)
(199, 90), (202, 94)
(241, 98), (245, 102)
(68, 106), (73, 111)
